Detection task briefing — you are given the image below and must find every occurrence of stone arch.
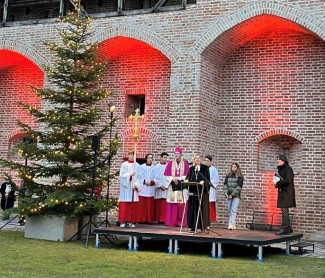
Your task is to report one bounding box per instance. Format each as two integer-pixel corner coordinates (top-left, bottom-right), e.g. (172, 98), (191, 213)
(193, 0), (325, 55)
(91, 25), (181, 64)
(0, 39), (49, 69)
(256, 128), (303, 144)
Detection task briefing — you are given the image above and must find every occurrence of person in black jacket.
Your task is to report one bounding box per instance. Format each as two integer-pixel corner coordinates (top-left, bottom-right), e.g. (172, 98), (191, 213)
(0, 182), (15, 210)
(185, 154), (210, 233)
(274, 154), (296, 235)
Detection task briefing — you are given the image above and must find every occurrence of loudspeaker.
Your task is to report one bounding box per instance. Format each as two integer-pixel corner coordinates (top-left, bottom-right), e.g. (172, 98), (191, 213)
(91, 135), (100, 151)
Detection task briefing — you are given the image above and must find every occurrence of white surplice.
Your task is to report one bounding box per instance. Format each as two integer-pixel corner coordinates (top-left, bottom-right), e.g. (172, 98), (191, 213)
(119, 160), (142, 202)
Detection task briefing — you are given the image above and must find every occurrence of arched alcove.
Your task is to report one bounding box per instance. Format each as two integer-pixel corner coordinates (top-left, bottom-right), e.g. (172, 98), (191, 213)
(97, 36), (171, 162)
(200, 13), (325, 238)
(258, 134), (302, 173)
(0, 49), (44, 171)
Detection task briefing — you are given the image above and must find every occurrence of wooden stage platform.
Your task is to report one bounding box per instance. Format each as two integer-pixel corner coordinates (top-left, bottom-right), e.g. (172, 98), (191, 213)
(93, 224), (303, 262)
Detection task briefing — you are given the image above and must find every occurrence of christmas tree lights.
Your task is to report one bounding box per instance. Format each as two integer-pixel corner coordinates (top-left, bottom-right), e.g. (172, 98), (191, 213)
(1, 0), (119, 218)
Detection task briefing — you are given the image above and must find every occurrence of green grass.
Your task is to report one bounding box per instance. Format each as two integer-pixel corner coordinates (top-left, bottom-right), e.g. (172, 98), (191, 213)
(0, 231), (324, 278)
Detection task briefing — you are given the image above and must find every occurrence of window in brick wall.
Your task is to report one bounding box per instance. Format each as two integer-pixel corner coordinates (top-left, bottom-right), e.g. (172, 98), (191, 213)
(125, 94), (145, 117)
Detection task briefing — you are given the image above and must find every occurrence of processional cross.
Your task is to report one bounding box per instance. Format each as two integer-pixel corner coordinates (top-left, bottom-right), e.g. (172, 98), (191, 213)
(128, 108), (144, 162)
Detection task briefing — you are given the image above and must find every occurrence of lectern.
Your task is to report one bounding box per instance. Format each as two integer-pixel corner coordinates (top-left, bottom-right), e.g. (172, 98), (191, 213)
(180, 181), (204, 234)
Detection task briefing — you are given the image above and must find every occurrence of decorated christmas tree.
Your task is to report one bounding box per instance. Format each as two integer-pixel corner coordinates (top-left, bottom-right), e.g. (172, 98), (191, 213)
(1, 0), (118, 218)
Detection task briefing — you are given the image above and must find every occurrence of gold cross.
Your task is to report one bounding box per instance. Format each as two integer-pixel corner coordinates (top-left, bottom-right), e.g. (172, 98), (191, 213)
(128, 108), (144, 141)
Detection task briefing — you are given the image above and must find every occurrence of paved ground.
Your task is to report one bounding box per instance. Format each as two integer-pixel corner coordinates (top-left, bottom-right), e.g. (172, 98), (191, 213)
(0, 215), (324, 259)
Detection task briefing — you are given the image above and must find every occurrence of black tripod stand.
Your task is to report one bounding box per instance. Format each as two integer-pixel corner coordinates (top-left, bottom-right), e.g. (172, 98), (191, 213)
(196, 170), (221, 237)
(68, 135), (101, 247)
(97, 103), (118, 244)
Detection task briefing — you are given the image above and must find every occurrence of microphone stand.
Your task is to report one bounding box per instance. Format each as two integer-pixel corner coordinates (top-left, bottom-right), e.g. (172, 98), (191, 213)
(196, 170), (221, 236)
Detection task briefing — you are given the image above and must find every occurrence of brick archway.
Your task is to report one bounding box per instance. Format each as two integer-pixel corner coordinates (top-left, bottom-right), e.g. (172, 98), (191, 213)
(0, 39), (49, 70)
(119, 127), (158, 141)
(193, 0), (325, 55)
(256, 128), (304, 143)
(91, 25), (181, 63)
(119, 127), (159, 159)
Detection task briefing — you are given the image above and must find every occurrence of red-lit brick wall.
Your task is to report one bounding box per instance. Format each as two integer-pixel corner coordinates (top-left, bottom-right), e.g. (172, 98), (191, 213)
(98, 37), (171, 198)
(0, 50), (43, 164)
(216, 30), (325, 238)
(0, 0), (324, 239)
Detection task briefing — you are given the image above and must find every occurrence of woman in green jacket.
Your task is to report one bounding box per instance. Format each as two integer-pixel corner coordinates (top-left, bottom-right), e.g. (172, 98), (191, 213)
(223, 163), (244, 230)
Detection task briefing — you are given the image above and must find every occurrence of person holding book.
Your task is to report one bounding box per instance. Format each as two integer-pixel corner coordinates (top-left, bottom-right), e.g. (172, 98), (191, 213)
(274, 154), (296, 235)
(223, 163), (244, 230)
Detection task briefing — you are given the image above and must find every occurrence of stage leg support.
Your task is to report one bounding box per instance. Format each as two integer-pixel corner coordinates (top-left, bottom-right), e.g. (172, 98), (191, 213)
(128, 236), (133, 251)
(168, 239), (173, 254)
(258, 246), (263, 262)
(133, 236), (138, 251)
(212, 242), (216, 258)
(174, 239), (179, 255)
(286, 241), (290, 256)
(217, 243), (222, 259)
(95, 233), (100, 248)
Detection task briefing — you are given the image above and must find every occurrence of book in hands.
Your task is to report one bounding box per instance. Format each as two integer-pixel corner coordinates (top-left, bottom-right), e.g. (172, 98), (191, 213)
(273, 175), (280, 184)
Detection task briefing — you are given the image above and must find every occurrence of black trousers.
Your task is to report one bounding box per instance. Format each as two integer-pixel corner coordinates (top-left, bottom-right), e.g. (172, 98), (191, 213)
(281, 208), (290, 228)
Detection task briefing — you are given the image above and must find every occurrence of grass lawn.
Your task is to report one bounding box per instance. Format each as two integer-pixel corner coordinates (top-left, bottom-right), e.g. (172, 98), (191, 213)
(0, 231), (324, 278)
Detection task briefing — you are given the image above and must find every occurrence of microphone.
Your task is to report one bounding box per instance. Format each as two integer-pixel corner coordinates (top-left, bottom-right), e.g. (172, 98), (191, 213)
(196, 169), (213, 188)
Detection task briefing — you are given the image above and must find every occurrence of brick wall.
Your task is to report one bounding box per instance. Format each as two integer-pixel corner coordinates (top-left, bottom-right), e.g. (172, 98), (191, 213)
(98, 37), (172, 197)
(0, 0), (324, 240)
(215, 30), (325, 240)
(0, 50), (43, 165)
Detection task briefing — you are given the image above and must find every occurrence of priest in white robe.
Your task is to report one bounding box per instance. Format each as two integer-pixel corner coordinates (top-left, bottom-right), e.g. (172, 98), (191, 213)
(138, 153), (156, 223)
(153, 152), (169, 223)
(118, 150), (142, 228)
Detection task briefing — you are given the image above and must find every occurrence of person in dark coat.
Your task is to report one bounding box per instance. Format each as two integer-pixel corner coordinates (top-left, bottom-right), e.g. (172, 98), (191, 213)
(185, 154), (210, 233)
(0, 182), (15, 210)
(274, 154), (296, 235)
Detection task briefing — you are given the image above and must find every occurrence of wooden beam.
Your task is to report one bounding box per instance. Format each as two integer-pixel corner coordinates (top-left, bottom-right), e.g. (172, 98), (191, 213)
(59, 0), (65, 16)
(118, 0), (125, 12)
(151, 0), (167, 12)
(68, 0), (88, 17)
(2, 0), (9, 24)
(1, 0), (61, 8)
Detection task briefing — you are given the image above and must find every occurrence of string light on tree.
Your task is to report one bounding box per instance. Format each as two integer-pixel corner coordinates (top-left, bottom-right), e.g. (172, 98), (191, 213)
(0, 0), (118, 219)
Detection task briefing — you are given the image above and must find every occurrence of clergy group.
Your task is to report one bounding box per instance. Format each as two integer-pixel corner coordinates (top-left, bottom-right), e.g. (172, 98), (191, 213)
(118, 147), (220, 232)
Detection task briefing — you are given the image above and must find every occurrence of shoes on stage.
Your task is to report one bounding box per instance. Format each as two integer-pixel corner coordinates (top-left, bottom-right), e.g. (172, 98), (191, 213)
(127, 223), (135, 228)
(120, 223), (126, 228)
